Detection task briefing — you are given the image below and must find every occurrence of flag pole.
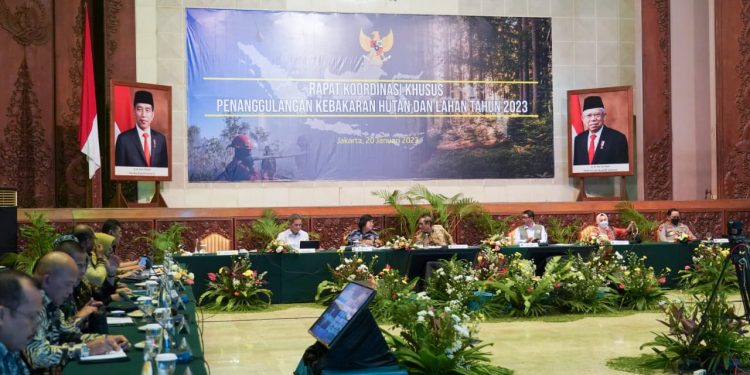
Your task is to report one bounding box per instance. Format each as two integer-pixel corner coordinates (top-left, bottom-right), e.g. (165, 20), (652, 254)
(80, 1), (102, 207)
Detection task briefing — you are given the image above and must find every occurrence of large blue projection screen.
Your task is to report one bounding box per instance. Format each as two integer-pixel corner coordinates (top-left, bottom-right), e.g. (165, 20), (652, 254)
(187, 9), (553, 182)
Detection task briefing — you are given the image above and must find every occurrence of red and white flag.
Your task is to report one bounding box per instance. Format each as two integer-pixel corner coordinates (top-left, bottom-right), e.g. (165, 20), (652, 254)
(78, 3), (100, 179)
(569, 94), (584, 136)
(112, 84), (133, 142)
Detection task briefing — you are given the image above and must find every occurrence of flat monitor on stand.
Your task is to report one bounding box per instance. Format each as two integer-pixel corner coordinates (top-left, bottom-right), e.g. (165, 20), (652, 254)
(296, 282), (398, 375)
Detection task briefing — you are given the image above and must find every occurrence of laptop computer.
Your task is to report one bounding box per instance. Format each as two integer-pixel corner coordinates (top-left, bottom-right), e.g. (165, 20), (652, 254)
(299, 240), (320, 249)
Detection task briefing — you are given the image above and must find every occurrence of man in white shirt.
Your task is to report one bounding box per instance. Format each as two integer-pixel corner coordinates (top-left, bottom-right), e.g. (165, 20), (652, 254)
(277, 214), (309, 249)
(514, 210), (548, 244)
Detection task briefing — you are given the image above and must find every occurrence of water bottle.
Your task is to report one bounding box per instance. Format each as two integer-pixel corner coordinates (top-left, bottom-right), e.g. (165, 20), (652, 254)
(161, 324), (171, 353)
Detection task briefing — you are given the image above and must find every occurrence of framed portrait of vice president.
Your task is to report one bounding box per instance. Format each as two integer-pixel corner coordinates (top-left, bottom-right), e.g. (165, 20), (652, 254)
(109, 80), (172, 181)
(567, 86), (634, 177)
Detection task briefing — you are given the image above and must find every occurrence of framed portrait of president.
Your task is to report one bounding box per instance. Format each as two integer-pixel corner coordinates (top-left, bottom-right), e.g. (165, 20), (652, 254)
(109, 80), (172, 181)
(567, 86), (633, 177)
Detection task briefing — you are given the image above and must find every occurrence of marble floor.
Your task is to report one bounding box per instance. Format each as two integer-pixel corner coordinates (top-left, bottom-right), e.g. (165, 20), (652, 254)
(197, 304), (671, 375)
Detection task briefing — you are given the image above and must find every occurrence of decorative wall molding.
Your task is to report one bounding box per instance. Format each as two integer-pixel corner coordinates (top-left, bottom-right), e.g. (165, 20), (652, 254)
(54, 2), (87, 207)
(719, 0), (750, 198)
(16, 200), (749, 258)
(0, 0), (54, 207)
(642, 0), (673, 201)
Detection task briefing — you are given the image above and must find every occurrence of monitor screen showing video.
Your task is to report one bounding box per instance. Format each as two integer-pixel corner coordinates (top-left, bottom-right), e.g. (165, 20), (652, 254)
(308, 282), (375, 348)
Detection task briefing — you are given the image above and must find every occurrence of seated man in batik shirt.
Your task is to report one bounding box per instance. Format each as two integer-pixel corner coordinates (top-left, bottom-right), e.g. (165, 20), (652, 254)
(25, 252), (129, 373)
(0, 270), (43, 375)
(413, 214), (454, 246)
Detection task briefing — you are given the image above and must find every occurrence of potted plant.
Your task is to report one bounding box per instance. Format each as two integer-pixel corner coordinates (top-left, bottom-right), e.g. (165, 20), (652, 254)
(199, 257), (272, 311)
(141, 222), (187, 263)
(249, 209), (288, 245)
(315, 250), (378, 305)
(616, 201), (659, 242)
(545, 216), (581, 244)
(373, 184), (484, 238)
(0, 212), (57, 274)
(642, 298), (750, 372)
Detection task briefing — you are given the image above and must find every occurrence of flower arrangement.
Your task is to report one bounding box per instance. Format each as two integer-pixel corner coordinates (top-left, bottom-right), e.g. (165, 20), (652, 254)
(485, 253), (574, 317)
(425, 256), (478, 306)
(369, 264), (417, 322)
(641, 298), (750, 373)
(549, 254), (616, 314)
(170, 264), (195, 285)
(264, 239), (295, 253)
(383, 292), (511, 375)
(579, 231), (611, 248)
(315, 250), (378, 305)
(677, 242), (736, 295)
(676, 231), (690, 244)
(479, 234), (510, 251)
(474, 249), (508, 282)
(609, 251), (669, 310)
(385, 236), (413, 250)
(198, 256), (272, 311)
(589, 247), (623, 277)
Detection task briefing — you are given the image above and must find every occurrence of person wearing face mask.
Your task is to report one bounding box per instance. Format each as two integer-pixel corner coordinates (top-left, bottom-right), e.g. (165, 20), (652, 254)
(580, 213), (636, 241)
(658, 208), (696, 242)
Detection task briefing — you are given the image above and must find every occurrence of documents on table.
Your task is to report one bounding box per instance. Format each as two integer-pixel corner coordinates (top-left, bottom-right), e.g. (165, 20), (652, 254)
(79, 349), (127, 362)
(106, 317), (134, 325)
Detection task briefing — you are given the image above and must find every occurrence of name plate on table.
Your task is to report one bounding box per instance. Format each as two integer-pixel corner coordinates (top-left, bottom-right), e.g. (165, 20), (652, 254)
(297, 248), (316, 254)
(519, 242), (539, 248)
(713, 238), (730, 244)
(610, 240), (630, 245)
(448, 244), (469, 249)
(216, 250), (239, 256)
(352, 246), (373, 252)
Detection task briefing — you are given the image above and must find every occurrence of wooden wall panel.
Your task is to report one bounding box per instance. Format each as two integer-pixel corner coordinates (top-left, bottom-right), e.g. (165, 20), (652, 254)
(0, 0), (56, 207)
(53, 1), (88, 207)
(100, 0), (136, 206)
(641, 0), (673, 200)
(156, 219), (234, 253)
(113, 220), (154, 260)
(12, 200), (750, 257)
(311, 216), (363, 249)
(716, 0), (750, 198)
(0, 0), (136, 208)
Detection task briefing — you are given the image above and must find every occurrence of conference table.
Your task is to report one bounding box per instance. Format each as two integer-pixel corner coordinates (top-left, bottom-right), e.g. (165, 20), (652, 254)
(177, 242), (699, 304)
(63, 286), (207, 375)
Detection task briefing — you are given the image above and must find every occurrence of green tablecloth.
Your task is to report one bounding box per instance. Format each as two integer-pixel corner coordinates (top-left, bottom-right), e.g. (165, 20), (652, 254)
(499, 242), (695, 287)
(178, 243), (698, 304)
(63, 286), (207, 375)
(180, 250), (402, 304)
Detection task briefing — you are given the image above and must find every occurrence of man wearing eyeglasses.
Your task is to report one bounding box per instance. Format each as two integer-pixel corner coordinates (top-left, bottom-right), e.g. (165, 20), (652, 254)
(25, 252), (129, 372)
(277, 214), (309, 249)
(0, 270), (42, 375)
(514, 210), (548, 244)
(573, 96), (629, 165)
(413, 214), (454, 247)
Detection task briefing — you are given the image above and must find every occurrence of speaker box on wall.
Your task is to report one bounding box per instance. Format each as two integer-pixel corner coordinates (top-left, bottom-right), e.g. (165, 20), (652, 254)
(0, 206), (17, 254)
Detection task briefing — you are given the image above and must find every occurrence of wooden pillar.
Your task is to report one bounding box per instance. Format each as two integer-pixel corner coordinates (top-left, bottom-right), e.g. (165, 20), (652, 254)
(641, 0), (673, 200)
